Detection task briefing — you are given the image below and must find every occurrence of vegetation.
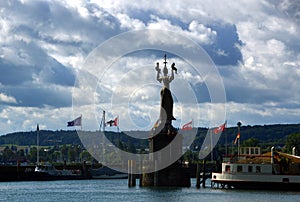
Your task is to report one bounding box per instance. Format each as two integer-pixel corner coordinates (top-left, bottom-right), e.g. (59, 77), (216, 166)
(0, 123), (300, 164)
(284, 133), (300, 154)
(0, 144), (95, 165)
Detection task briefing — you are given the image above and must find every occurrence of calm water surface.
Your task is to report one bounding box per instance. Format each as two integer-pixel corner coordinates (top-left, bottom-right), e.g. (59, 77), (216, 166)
(0, 179), (299, 202)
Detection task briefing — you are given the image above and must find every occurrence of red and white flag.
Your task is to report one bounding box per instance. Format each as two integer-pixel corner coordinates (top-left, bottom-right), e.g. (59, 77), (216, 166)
(182, 120), (193, 130)
(198, 121), (226, 159)
(213, 121), (226, 135)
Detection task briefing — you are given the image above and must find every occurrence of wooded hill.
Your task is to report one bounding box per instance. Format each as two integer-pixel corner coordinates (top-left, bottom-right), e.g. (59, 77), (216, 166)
(0, 124), (299, 151)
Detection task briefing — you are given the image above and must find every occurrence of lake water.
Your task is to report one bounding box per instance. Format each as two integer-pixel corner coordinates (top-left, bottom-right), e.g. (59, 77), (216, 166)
(0, 179), (299, 202)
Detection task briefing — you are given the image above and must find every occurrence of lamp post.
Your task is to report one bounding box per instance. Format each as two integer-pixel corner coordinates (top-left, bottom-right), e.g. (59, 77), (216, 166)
(237, 122), (242, 159)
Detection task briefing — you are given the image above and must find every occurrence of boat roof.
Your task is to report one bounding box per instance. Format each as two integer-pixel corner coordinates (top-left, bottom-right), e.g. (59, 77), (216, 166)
(237, 151), (300, 164)
(277, 152), (300, 163)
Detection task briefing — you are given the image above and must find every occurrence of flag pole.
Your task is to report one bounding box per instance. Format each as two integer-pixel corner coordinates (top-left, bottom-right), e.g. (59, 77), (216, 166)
(37, 124), (39, 164)
(80, 114), (82, 131)
(210, 127), (213, 161)
(225, 125), (228, 158)
(102, 111), (105, 164)
(117, 115), (119, 133)
(103, 111), (106, 132)
(192, 118), (194, 129)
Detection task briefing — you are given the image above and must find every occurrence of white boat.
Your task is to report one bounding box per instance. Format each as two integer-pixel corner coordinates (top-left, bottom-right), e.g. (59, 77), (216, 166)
(211, 147), (300, 190)
(89, 166), (128, 179)
(34, 162), (82, 178)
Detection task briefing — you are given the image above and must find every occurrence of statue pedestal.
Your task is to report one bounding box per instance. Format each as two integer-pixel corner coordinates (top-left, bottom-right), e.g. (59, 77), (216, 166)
(140, 124), (191, 187)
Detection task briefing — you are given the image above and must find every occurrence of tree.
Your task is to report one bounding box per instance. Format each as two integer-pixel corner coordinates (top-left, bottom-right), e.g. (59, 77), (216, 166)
(127, 141), (136, 153)
(28, 147), (37, 163)
(241, 138), (259, 147)
(2, 146), (15, 162)
(284, 133), (300, 154)
(60, 145), (68, 161)
(17, 149), (25, 157)
(68, 146), (76, 162)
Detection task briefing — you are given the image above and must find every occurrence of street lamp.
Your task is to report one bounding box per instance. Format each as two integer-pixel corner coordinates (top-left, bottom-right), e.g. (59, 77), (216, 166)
(237, 122), (242, 159)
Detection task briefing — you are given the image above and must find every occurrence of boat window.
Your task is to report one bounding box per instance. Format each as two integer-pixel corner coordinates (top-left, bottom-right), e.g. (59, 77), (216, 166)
(282, 178), (289, 183)
(237, 165), (243, 173)
(256, 166), (261, 173)
(248, 166), (253, 172)
(225, 165), (230, 172)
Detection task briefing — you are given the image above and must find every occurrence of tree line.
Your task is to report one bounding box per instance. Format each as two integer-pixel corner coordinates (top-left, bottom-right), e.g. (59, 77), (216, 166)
(0, 123), (300, 164)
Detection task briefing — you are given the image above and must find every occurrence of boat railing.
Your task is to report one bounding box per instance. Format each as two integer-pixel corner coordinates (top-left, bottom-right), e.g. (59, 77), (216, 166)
(223, 154), (272, 164)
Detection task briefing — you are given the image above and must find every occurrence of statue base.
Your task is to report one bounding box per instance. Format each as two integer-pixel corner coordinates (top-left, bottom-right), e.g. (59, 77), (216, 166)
(140, 123), (191, 187)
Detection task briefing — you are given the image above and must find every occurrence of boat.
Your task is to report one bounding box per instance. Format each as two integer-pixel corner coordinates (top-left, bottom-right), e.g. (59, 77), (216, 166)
(89, 111), (127, 179)
(211, 146), (300, 190)
(25, 162), (86, 181)
(0, 163), (89, 182)
(34, 163), (81, 176)
(89, 166), (128, 179)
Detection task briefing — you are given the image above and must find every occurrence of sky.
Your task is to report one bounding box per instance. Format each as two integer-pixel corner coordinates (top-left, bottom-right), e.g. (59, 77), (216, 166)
(0, 0), (300, 135)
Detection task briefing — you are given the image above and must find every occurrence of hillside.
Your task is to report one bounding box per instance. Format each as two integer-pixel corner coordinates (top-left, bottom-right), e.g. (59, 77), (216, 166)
(0, 124), (300, 149)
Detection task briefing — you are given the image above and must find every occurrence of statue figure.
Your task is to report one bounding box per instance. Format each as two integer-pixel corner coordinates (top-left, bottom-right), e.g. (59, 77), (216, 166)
(155, 54), (177, 123)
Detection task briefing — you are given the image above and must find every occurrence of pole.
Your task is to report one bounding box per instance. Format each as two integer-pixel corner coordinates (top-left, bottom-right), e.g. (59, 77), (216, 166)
(196, 162), (201, 188)
(37, 124), (39, 164)
(238, 137), (240, 159)
(202, 159), (206, 188)
(292, 147), (296, 156)
(102, 111), (105, 164)
(225, 127), (228, 157)
(117, 115), (119, 133)
(80, 114), (82, 131)
(128, 160), (132, 187)
(210, 129), (213, 161)
(103, 111), (106, 132)
(237, 122), (242, 160)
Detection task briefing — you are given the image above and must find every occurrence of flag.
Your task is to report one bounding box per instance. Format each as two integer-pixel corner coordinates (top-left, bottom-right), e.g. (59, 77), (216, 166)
(234, 132), (240, 144)
(106, 117), (118, 127)
(152, 120), (160, 129)
(198, 121), (226, 159)
(213, 121), (226, 135)
(182, 120), (193, 130)
(67, 115), (82, 127)
(114, 117), (118, 126)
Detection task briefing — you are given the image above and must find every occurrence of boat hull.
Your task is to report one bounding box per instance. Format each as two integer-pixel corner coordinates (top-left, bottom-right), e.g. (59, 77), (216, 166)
(211, 172), (300, 191)
(91, 173), (128, 179)
(0, 165), (89, 182)
(89, 166), (128, 179)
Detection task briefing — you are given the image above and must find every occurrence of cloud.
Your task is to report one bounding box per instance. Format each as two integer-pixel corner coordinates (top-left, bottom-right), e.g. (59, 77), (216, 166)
(0, 0), (121, 67)
(0, 0), (300, 135)
(0, 93), (17, 104)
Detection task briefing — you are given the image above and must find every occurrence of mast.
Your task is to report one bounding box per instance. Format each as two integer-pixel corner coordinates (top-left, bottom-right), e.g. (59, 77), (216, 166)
(37, 124), (40, 164)
(210, 128), (213, 161)
(103, 111), (106, 132)
(101, 111), (106, 164)
(99, 110), (106, 132)
(117, 115), (119, 133)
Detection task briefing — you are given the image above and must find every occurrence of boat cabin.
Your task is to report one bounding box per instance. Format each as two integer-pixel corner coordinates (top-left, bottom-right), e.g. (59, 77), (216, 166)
(222, 163), (272, 174)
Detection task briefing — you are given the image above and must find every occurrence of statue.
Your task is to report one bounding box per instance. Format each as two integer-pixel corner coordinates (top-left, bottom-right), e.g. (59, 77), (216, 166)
(155, 54), (177, 124)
